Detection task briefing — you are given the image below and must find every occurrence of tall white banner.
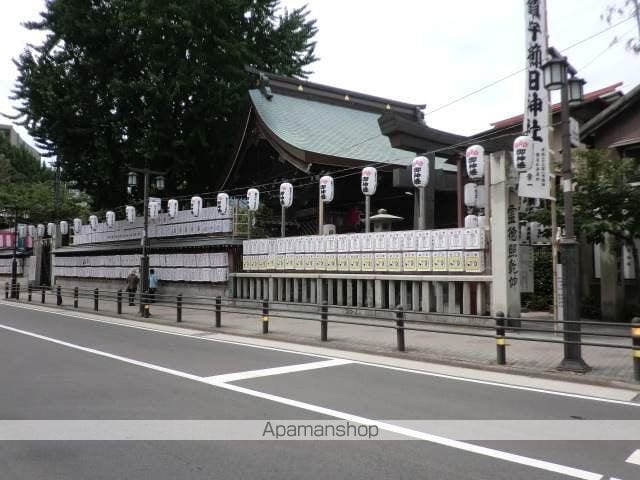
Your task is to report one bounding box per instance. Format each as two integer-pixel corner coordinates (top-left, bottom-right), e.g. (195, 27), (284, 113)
(519, 0), (551, 199)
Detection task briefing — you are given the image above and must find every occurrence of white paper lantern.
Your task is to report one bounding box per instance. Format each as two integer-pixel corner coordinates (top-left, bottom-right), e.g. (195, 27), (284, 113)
(28, 225), (36, 237)
(247, 189), (260, 212)
(73, 218), (82, 234)
(464, 183), (478, 207)
(276, 182), (292, 208)
(106, 211), (115, 228)
(148, 201), (160, 219)
(475, 185), (487, 209)
(513, 135), (534, 172)
(125, 206), (136, 223)
(216, 193), (229, 216)
(464, 215), (479, 228)
(478, 215), (489, 228)
(47, 222), (55, 236)
(37, 224), (45, 237)
(191, 196), (203, 217)
(411, 156), (429, 188)
(361, 167), (378, 195)
(465, 145), (485, 180)
(18, 224), (27, 238)
(89, 215), (98, 231)
(59, 220), (69, 235)
(167, 199), (179, 218)
(319, 176), (334, 203)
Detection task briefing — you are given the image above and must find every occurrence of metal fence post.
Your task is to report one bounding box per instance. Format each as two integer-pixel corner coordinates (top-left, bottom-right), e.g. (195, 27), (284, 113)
(176, 294), (182, 323)
(262, 300), (269, 334)
(73, 287), (78, 308)
(56, 285), (62, 306)
(215, 296), (222, 328)
(41, 286), (45, 304)
(632, 317), (640, 383)
(321, 301), (328, 341)
(15, 283), (20, 301)
(94, 288), (99, 311)
(396, 305), (405, 352)
(496, 311), (506, 365)
(28, 283), (32, 302)
(117, 289), (123, 314)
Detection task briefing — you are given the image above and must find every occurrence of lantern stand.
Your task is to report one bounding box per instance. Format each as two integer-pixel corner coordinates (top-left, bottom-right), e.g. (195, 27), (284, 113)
(281, 206), (286, 238)
(364, 195), (371, 233)
(542, 47), (588, 373)
(126, 163), (167, 315)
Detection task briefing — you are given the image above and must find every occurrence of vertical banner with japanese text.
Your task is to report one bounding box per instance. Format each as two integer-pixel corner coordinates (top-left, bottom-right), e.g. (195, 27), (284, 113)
(519, 0), (551, 199)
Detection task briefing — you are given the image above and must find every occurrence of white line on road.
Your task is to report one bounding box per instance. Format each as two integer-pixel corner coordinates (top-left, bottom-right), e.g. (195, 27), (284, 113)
(0, 322), (604, 480)
(203, 359), (352, 383)
(626, 449), (640, 465)
(2, 301), (639, 407)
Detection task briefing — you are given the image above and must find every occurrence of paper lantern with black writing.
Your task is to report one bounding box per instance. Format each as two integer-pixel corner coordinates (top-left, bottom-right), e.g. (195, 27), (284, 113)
(279, 183), (293, 208)
(464, 215), (479, 228)
(37, 224), (45, 237)
(191, 196), (203, 217)
(47, 222), (55, 236)
(411, 156), (429, 188)
(513, 135), (534, 172)
(73, 218), (82, 234)
(247, 188), (260, 211)
(106, 211), (115, 228)
(28, 225), (36, 237)
(89, 215), (98, 231)
(464, 183), (478, 207)
(216, 193), (229, 216)
(465, 145), (485, 180)
(18, 224), (27, 238)
(319, 176), (334, 203)
(59, 221), (69, 235)
(167, 199), (179, 218)
(125, 206), (136, 223)
(361, 167), (378, 195)
(148, 201), (160, 219)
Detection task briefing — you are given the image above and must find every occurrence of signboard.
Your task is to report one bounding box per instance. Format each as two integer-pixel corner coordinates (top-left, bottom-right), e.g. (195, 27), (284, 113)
(520, 0), (551, 199)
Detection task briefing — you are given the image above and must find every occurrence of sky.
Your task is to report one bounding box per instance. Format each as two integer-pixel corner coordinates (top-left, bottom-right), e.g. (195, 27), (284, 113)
(1, 0), (639, 154)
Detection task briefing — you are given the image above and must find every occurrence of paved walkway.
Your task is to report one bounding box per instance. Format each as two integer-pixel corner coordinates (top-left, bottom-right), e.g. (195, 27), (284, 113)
(15, 291), (636, 385)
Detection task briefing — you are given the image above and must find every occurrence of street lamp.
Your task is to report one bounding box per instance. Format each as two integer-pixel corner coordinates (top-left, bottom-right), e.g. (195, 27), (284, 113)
(126, 166), (168, 316)
(542, 49), (590, 373)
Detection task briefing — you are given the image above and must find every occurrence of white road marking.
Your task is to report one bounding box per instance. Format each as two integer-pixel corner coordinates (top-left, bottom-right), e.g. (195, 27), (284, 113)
(1, 301), (639, 407)
(203, 359), (352, 383)
(0, 322), (604, 480)
(626, 448), (640, 465)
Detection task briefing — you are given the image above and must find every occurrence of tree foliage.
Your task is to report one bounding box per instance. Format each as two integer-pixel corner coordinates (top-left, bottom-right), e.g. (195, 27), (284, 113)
(0, 132), (89, 225)
(10, 0), (318, 209)
(573, 148), (640, 293)
(602, 0), (640, 54)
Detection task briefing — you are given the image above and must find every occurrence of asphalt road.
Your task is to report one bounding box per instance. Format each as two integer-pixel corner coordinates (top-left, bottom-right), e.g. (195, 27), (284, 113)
(0, 301), (639, 480)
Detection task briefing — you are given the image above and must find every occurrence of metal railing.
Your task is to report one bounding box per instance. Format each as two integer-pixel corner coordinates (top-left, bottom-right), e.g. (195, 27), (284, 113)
(4, 281), (639, 382)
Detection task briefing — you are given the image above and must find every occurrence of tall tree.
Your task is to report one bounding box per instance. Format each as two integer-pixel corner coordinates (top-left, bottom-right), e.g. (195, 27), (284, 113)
(0, 133), (89, 225)
(573, 149), (640, 295)
(10, 0), (317, 209)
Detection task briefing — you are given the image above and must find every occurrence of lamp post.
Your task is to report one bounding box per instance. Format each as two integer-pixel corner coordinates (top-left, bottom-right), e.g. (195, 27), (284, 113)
(127, 165), (166, 315)
(541, 51), (589, 372)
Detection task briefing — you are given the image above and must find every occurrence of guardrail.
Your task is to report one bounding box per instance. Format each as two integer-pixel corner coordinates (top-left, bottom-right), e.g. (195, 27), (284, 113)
(4, 281), (639, 382)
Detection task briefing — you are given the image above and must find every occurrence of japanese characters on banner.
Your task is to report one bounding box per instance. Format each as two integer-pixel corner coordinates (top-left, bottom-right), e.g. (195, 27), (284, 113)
(520, 0), (551, 199)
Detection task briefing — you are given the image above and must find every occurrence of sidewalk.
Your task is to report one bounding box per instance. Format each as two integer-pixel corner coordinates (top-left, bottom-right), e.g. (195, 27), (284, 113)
(19, 293), (638, 387)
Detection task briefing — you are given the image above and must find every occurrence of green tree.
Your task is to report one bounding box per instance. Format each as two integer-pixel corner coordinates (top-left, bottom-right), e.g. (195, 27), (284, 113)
(0, 133), (89, 225)
(573, 149), (640, 294)
(10, 0), (318, 209)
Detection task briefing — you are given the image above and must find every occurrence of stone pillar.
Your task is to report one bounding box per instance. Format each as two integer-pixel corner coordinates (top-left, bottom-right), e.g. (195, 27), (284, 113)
(489, 151), (521, 318)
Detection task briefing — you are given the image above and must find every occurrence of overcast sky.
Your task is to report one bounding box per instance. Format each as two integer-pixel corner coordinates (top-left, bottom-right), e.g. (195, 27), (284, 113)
(1, 0), (639, 153)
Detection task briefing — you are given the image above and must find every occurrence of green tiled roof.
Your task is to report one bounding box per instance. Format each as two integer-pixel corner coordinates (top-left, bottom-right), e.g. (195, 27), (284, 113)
(249, 89), (413, 166)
